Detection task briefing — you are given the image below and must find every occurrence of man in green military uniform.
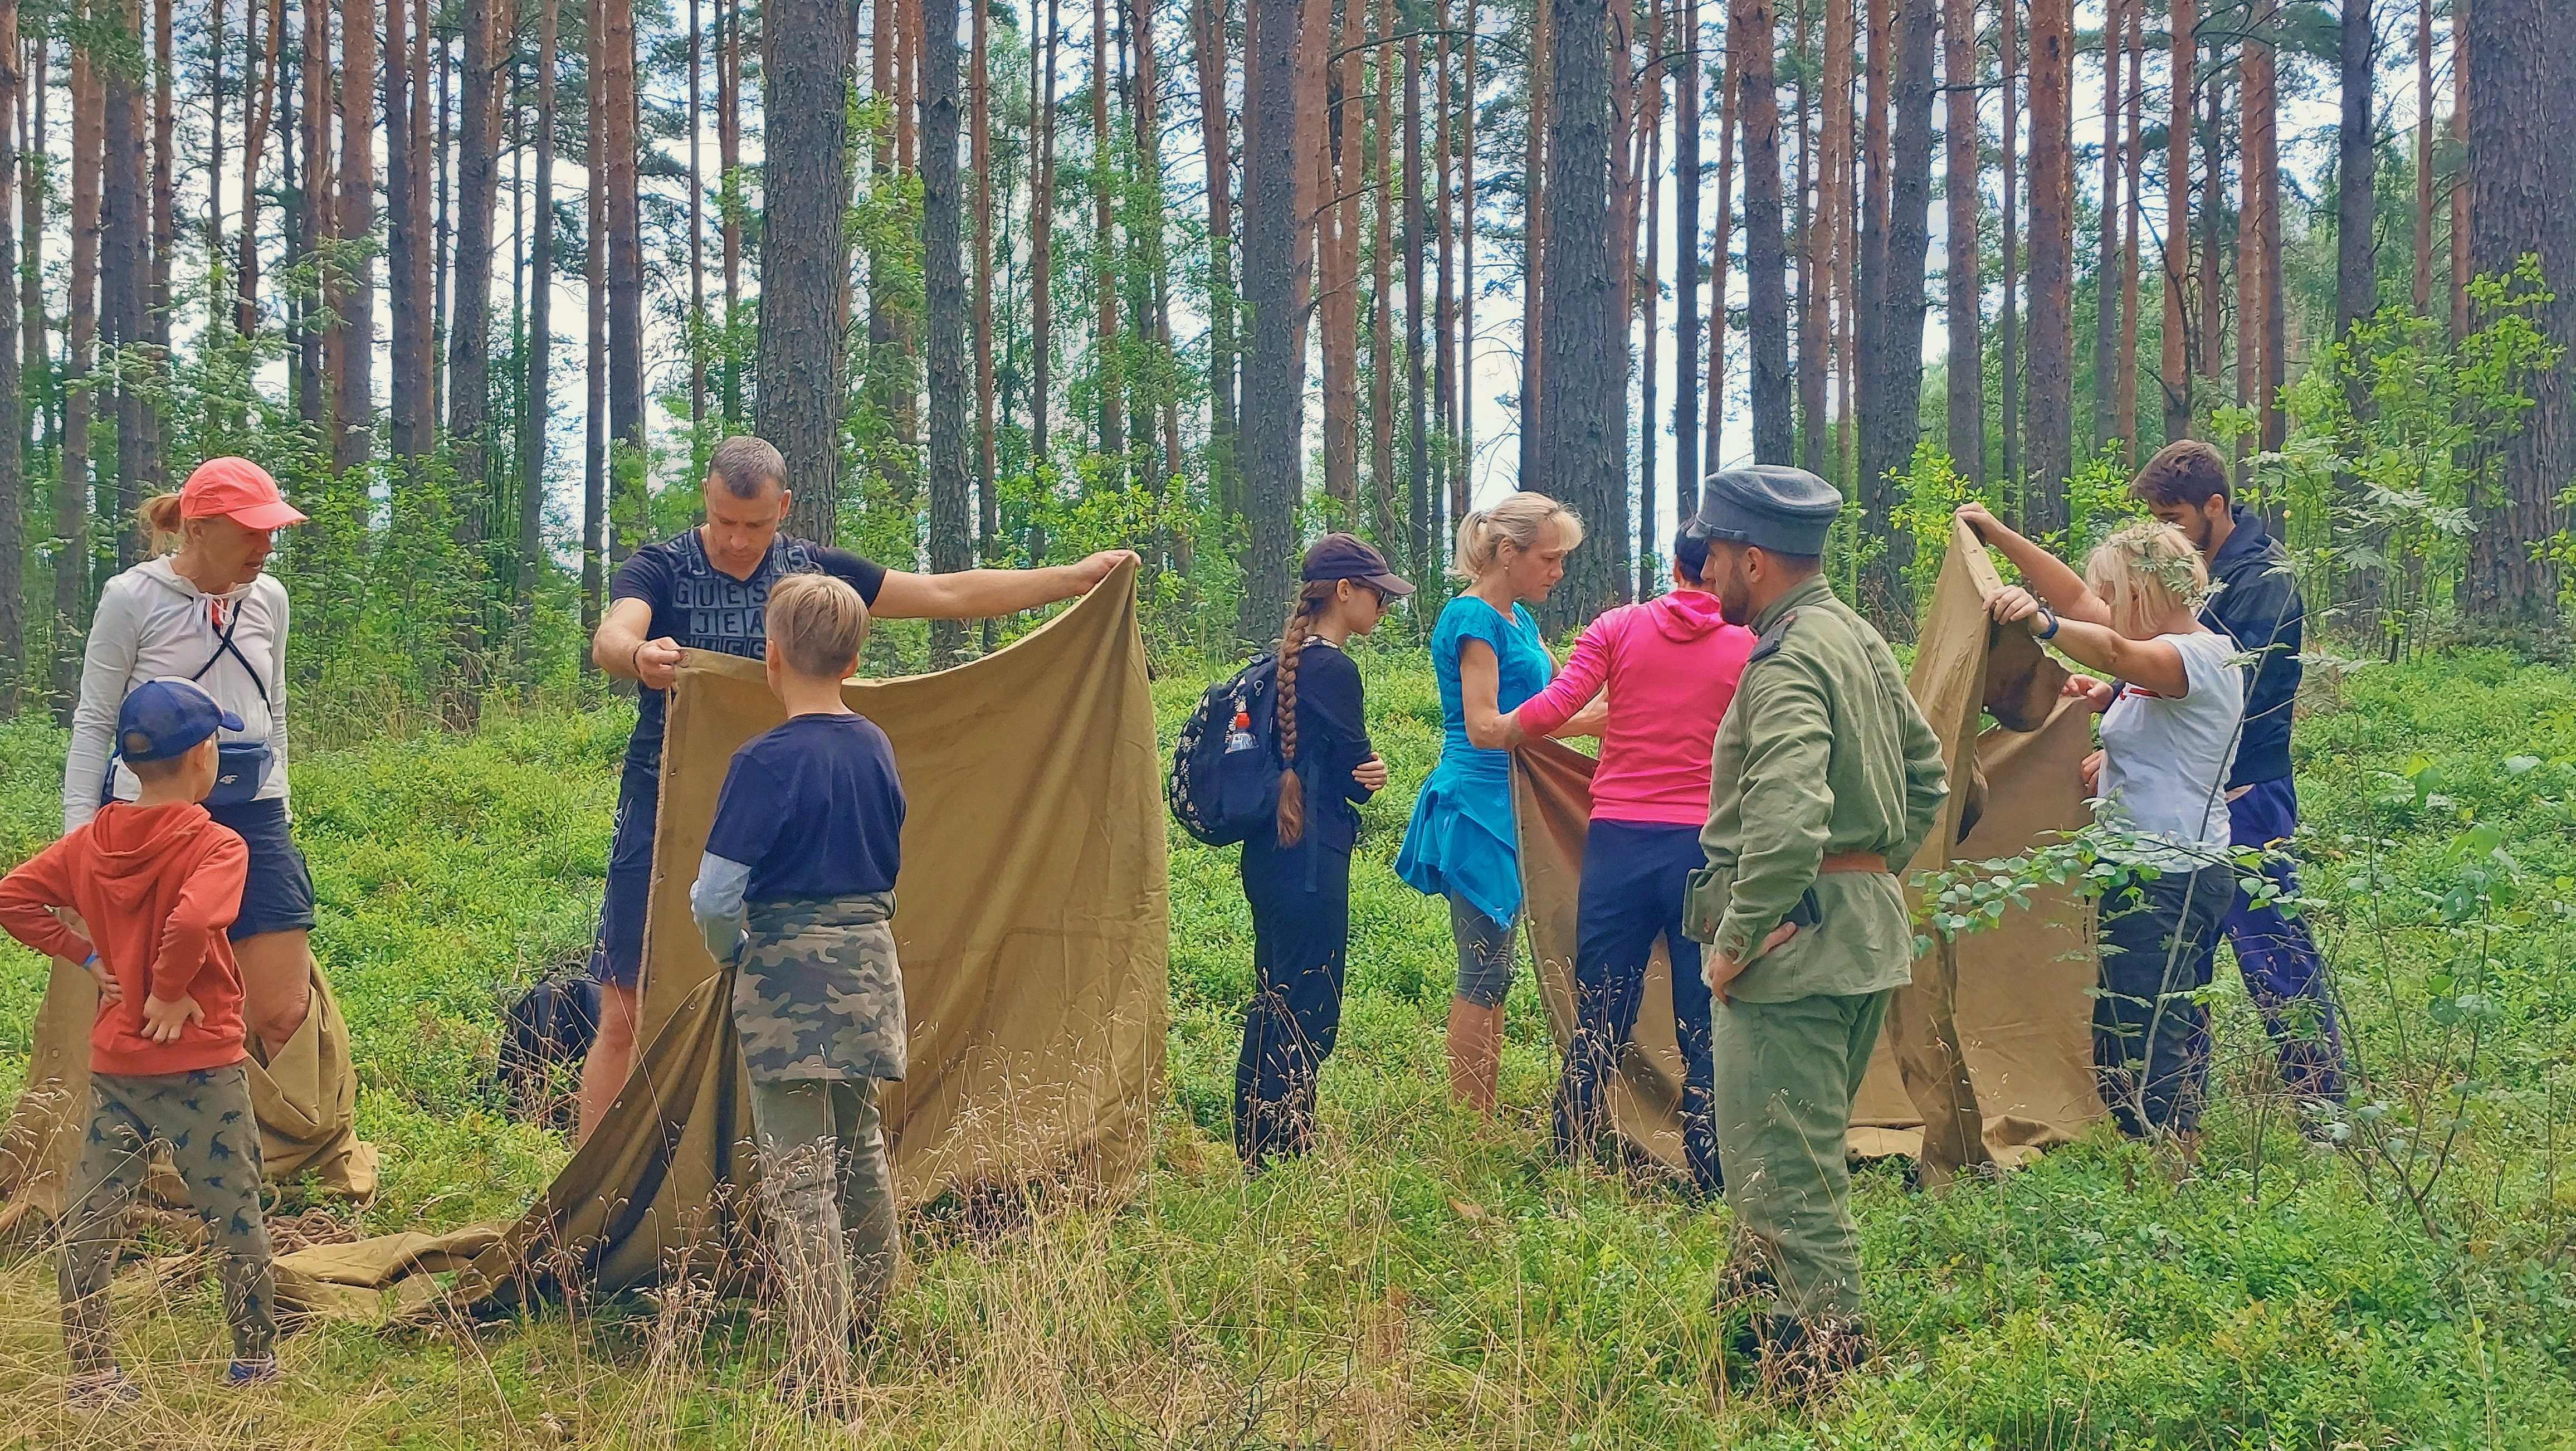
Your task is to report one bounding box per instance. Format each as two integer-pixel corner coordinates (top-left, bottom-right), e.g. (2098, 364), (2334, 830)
(1682, 465), (1950, 1389)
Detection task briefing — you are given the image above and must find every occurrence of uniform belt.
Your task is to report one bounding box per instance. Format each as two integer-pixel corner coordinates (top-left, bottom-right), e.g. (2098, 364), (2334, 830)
(1818, 852), (1889, 874)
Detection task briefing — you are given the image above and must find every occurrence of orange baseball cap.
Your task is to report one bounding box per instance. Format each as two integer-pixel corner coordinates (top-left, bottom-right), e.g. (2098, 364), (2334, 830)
(180, 456), (309, 530)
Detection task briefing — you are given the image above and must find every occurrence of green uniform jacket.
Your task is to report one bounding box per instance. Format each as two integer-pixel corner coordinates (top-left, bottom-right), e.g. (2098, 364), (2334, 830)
(1685, 574), (1950, 1004)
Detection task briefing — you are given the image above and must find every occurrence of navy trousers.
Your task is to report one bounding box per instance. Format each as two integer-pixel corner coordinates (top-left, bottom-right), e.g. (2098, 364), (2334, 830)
(1551, 820), (1721, 1192)
(1234, 831), (1352, 1165)
(2223, 777), (2346, 1103)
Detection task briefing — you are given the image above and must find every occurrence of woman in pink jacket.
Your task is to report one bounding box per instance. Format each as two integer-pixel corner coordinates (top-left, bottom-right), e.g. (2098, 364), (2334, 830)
(1502, 523), (1754, 1192)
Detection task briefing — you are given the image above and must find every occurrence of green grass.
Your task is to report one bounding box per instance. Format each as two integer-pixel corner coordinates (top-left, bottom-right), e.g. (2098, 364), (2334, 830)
(0, 646), (2570, 1448)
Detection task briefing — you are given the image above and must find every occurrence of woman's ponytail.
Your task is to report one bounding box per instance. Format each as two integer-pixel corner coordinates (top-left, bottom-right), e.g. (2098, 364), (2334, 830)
(140, 494), (186, 556)
(1274, 581), (1334, 847)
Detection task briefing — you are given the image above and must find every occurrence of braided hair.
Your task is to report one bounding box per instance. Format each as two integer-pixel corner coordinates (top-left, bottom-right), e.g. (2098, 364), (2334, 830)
(1273, 580), (1338, 847)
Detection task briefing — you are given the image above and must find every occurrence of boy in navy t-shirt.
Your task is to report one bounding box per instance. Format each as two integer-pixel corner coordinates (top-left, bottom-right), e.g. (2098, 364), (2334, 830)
(688, 572), (906, 1407)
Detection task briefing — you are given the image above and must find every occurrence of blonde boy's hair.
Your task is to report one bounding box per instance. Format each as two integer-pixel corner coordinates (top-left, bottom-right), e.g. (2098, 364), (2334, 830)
(767, 573), (870, 679)
(2084, 520), (2209, 637)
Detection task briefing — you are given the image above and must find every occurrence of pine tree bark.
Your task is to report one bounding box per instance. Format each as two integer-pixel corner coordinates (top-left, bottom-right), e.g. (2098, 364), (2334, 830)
(19, 33), (44, 454)
(1131, 2), (1184, 505)
(1940, 0), (1978, 479)
(1998, 0), (2018, 490)
(2244, 0), (2280, 456)
(336, 0), (377, 475)
(1735, 0), (1791, 465)
(2411, 0), (2431, 314)
(56, 45), (100, 719)
(583, 0), (606, 651)
(924, 0), (971, 661)
(1536, 0), (1620, 624)
(1369, 0), (1394, 536)
(757, 0), (856, 540)
(1858, 0), (1933, 621)
(386, 0), (430, 462)
(973, 0), (997, 554)
(1637, 0), (1661, 596)
(2335, 0), (2374, 344)
(1704, 23), (1735, 481)
(1238, 0), (1307, 638)
(1459, 0), (1477, 512)
(1192, 0), (1235, 512)
(1320, 0), (1361, 520)
(297, 0), (327, 430)
(721, 0), (744, 423)
(1032, 0), (1058, 465)
(450, 0), (501, 539)
(1674, 0), (1701, 514)
(0, 0), (19, 712)
(2091, 0), (2120, 451)
(1519, 0), (1547, 490)
(2462, 0), (2573, 623)
(2115, 0), (2140, 449)
(688, 0), (705, 437)
(1434, 0), (1460, 534)
(1797, 0), (1828, 475)
(103, 0), (144, 566)
(1403, 11), (1429, 574)
(2023, 0), (2070, 527)
(519, 0), (558, 612)
(1859, 0), (1887, 373)
(1091, 0), (1123, 465)
(2446, 0), (2466, 339)
(603, 0), (646, 535)
(2159, 0), (2190, 441)
(143, 0), (168, 498)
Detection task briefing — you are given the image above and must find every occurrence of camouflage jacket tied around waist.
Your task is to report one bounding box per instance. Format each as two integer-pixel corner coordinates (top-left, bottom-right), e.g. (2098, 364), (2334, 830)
(733, 891), (906, 1084)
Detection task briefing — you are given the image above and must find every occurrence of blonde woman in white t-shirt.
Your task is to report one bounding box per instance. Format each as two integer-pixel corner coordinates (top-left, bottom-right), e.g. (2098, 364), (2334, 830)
(1958, 505), (2246, 1148)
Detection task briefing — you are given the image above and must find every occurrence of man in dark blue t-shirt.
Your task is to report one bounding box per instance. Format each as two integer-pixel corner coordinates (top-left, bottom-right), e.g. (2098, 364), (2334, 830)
(2133, 440), (2345, 1111)
(578, 435), (1133, 1140)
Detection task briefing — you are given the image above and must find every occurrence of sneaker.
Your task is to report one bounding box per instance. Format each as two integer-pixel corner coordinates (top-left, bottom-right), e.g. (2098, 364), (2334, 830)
(65, 1367), (142, 1409)
(226, 1357), (280, 1386)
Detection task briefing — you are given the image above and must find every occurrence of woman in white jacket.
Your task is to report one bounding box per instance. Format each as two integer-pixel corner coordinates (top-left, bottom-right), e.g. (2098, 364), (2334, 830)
(64, 457), (315, 1055)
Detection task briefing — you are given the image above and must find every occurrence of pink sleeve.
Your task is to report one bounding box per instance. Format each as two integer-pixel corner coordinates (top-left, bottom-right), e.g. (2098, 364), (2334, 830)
(1515, 612), (1618, 736)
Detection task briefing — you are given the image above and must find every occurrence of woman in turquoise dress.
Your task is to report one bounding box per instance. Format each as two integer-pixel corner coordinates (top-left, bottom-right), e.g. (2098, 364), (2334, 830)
(1396, 491), (1602, 1112)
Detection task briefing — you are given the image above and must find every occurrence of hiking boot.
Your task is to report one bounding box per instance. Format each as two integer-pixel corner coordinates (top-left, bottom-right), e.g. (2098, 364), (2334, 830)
(226, 1357), (280, 1386)
(1748, 1314), (1875, 1398)
(65, 1367), (142, 1410)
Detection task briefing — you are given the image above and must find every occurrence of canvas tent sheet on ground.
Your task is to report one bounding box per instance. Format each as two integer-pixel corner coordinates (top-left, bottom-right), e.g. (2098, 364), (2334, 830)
(258, 566), (1169, 1317)
(1514, 525), (2106, 1179)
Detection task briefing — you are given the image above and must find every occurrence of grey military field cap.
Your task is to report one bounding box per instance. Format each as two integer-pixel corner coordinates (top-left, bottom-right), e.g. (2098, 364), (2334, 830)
(1694, 465), (1846, 557)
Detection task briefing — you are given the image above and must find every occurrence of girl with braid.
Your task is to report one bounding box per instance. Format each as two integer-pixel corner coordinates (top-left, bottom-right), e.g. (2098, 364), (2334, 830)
(1233, 535), (1412, 1167)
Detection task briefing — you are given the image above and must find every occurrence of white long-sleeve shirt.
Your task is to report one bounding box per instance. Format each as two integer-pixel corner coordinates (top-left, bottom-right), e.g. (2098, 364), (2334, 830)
(64, 558), (293, 831)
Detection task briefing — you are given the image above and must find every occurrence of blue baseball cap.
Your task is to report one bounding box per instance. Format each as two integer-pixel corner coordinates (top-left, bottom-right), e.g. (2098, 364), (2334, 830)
(116, 678), (245, 764)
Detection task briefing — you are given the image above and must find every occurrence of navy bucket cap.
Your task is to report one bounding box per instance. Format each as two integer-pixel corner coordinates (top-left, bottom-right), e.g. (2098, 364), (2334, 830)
(1693, 465), (1846, 557)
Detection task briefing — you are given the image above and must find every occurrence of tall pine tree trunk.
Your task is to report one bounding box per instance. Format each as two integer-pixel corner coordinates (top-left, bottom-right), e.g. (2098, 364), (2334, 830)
(2160, 0), (2190, 441)
(1238, 0), (1306, 639)
(387, 0), (431, 463)
(925, 0), (970, 661)
(518, 0), (557, 613)
(0, 0), (18, 713)
(56, 44), (100, 720)
(2335, 0), (2374, 344)
(583, 0), (606, 656)
(1519, 0), (1546, 490)
(1403, 12), (1428, 573)
(2091, 0), (2120, 452)
(603, 0), (646, 536)
(1704, 23), (1735, 480)
(973, 0), (997, 558)
(1369, 0), (1394, 537)
(1798, 0), (1828, 475)
(1192, 0), (1234, 512)
(1858, 0), (1933, 622)
(103, 0), (144, 567)
(450, 0), (500, 542)
(335, 0), (375, 475)
(1319, 0), (1360, 520)
(1735, 0), (1790, 465)
(2023, 0), (2071, 528)
(2115, 0), (2140, 449)
(1998, 0), (2018, 493)
(1032, 0), (1057, 466)
(2462, 0), (2573, 623)
(1536, 0), (1619, 625)
(1674, 0), (1701, 515)
(2412, 0), (2431, 313)
(1941, 0), (1978, 479)
(757, 0), (856, 540)
(1091, 0), (1122, 462)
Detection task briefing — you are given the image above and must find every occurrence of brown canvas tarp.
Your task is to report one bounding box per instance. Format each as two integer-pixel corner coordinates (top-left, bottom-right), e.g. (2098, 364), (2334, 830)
(268, 567), (1168, 1315)
(1515, 524), (2104, 1179)
(0, 961), (376, 1250)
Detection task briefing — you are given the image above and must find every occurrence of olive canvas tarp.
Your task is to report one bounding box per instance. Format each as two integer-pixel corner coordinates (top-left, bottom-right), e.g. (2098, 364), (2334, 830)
(265, 567), (1168, 1317)
(1513, 524), (2105, 1181)
(0, 961), (376, 1252)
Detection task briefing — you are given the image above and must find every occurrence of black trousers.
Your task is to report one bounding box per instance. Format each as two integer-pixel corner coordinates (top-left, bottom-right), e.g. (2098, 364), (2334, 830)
(1234, 831), (1352, 1165)
(1551, 819), (1722, 1191)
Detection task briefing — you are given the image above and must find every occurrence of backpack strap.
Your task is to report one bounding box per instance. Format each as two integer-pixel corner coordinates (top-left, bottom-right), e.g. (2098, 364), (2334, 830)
(191, 597), (270, 706)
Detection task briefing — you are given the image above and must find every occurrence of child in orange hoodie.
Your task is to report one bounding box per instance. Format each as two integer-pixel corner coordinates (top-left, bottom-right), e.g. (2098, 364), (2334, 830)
(0, 677), (277, 1405)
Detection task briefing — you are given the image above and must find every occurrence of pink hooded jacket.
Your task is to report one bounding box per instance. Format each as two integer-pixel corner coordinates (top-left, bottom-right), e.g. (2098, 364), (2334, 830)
(1514, 590), (1756, 826)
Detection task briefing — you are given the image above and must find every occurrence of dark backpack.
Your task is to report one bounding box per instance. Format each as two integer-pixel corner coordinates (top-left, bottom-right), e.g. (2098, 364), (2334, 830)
(495, 969), (602, 1129)
(1168, 654), (1287, 847)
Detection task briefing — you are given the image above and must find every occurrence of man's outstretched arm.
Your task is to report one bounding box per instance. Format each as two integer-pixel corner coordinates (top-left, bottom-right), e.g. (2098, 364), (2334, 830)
(871, 550), (1139, 620)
